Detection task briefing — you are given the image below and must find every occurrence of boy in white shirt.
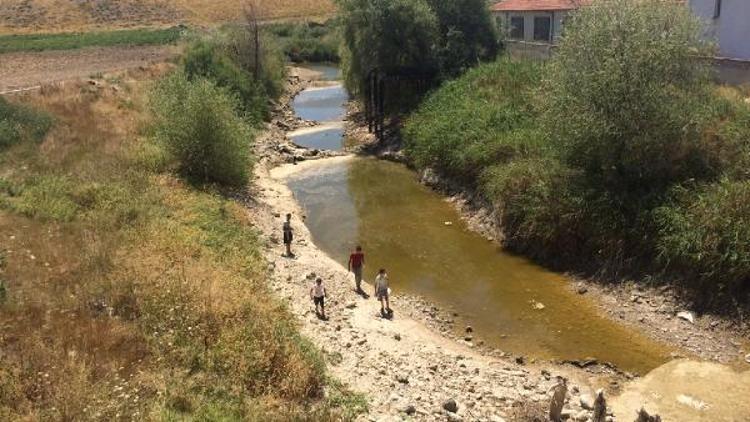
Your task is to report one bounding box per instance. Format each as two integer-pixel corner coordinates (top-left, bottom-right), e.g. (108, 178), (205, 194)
(310, 277), (327, 319)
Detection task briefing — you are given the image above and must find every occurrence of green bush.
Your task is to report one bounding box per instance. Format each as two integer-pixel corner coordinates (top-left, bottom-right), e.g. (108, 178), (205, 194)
(404, 59), (542, 182)
(224, 25), (287, 99)
(480, 158), (585, 264)
(149, 73), (254, 188)
(656, 179), (750, 294)
(265, 20), (341, 63)
(183, 39), (269, 123)
(426, 0), (498, 77)
(0, 97), (53, 149)
(1, 175), (79, 221)
(543, 0), (714, 212)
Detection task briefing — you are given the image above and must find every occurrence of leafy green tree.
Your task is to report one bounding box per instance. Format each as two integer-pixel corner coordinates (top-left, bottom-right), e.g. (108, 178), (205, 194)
(542, 0), (715, 212)
(426, 0), (498, 77)
(338, 0), (440, 96)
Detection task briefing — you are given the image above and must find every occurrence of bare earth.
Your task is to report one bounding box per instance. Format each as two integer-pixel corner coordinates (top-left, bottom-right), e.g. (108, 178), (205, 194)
(0, 45), (179, 93)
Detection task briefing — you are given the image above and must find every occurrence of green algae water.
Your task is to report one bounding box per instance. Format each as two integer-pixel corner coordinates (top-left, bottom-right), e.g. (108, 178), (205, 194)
(287, 158), (672, 374)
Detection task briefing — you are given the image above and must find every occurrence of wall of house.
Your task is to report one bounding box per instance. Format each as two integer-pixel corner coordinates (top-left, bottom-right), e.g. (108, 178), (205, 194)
(494, 10), (568, 44)
(689, 0), (750, 60)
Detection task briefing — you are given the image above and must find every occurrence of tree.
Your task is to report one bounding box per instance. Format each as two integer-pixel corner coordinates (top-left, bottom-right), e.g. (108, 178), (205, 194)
(338, 0), (440, 97)
(542, 0), (715, 213)
(426, 0), (498, 77)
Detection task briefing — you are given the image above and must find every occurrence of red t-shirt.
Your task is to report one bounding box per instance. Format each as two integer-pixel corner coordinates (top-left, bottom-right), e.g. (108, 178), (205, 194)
(349, 252), (364, 268)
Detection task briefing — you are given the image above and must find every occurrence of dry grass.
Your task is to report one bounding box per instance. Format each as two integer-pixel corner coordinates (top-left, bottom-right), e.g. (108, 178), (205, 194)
(0, 0), (336, 34)
(0, 67), (362, 420)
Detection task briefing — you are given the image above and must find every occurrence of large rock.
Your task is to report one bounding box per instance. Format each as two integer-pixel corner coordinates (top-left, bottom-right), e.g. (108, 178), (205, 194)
(443, 398), (459, 413)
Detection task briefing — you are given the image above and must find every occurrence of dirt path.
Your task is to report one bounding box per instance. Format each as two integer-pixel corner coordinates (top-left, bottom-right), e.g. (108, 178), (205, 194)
(0, 45), (179, 93)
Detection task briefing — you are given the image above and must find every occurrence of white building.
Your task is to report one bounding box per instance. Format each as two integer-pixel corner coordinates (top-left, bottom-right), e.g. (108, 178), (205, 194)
(688, 0), (750, 60)
(490, 0), (590, 59)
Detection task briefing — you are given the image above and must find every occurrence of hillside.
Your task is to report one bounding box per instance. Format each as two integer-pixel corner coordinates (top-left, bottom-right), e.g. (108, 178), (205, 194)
(0, 0), (335, 34)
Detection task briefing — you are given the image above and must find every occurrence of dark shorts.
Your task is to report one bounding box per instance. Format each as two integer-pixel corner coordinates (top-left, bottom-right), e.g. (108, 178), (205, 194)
(283, 231), (293, 244)
(376, 290), (389, 300)
(314, 296), (325, 307)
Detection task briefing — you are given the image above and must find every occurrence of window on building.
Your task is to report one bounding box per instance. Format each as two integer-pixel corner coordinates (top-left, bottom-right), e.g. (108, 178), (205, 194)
(509, 16), (524, 40)
(533, 16), (551, 42)
(714, 0), (722, 18)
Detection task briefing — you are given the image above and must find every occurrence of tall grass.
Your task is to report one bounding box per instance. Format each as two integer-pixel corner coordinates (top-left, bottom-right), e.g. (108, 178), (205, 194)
(0, 27), (184, 53)
(0, 70), (362, 420)
(0, 96), (53, 149)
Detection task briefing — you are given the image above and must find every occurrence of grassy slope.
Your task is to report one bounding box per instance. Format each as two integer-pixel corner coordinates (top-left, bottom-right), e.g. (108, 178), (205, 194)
(0, 68), (363, 420)
(0, 0), (335, 35)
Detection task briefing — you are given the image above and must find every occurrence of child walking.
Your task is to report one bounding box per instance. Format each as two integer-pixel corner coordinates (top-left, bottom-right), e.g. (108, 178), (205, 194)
(310, 277), (327, 319)
(374, 268), (392, 317)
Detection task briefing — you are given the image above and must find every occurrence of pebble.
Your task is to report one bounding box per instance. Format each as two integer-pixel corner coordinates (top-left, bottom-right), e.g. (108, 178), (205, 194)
(443, 398), (458, 413)
(403, 405), (416, 415)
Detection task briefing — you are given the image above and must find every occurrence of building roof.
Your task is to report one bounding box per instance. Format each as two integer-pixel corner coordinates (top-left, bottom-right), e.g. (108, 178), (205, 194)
(491, 0), (591, 12)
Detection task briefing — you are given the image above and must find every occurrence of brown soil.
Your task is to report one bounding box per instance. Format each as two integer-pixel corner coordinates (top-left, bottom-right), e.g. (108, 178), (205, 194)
(0, 45), (179, 93)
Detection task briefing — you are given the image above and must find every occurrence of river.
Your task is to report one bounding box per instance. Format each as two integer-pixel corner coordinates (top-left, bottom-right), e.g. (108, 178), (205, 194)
(285, 65), (676, 375)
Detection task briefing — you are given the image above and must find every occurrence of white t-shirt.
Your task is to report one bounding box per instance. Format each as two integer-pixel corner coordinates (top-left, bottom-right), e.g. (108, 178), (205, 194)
(374, 274), (389, 294)
(312, 283), (325, 298)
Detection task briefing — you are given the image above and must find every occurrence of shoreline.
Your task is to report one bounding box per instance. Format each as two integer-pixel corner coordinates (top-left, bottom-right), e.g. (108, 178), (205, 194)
(247, 68), (606, 421)
(248, 66), (750, 420)
(341, 93), (750, 370)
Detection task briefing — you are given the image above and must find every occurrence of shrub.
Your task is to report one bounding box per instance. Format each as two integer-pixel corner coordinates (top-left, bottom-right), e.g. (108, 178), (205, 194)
(480, 158), (587, 265)
(404, 59), (542, 182)
(542, 0), (715, 212)
(265, 20), (341, 64)
(183, 39), (269, 122)
(149, 73), (254, 188)
(0, 97), (53, 149)
(224, 24), (287, 99)
(655, 179), (750, 295)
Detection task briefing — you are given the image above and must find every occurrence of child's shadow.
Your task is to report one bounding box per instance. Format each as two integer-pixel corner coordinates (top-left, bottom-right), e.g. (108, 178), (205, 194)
(355, 288), (370, 299)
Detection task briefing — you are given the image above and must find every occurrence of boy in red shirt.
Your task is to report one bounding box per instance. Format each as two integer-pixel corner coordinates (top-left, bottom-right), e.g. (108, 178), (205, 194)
(348, 245), (365, 293)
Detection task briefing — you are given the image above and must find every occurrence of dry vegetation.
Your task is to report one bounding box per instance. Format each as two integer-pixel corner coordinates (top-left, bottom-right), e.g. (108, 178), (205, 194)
(0, 67), (362, 420)
(0, 0), (336, 34)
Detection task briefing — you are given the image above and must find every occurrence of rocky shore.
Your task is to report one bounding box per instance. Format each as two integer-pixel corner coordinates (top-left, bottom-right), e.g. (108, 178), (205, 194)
(246, 66), (750, 421)
(245, 68), (619, 421)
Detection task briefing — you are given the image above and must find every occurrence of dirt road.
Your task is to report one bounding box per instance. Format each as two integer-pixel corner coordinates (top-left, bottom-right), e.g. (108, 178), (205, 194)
(0, 45), (178, 93)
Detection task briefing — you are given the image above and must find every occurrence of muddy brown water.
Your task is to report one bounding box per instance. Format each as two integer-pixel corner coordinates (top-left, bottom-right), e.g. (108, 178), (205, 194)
(286, 158), (672, 374)
(287, 65), (672, 374)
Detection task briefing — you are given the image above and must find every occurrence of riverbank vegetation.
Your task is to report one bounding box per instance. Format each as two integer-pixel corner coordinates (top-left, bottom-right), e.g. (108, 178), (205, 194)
(337, 0), (497, 101)
(405, 0), (750, 308)
(0, 24), (365, 421)
(265, 20), (340, 63)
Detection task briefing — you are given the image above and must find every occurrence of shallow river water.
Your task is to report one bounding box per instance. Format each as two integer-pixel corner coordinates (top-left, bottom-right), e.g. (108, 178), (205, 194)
(286, 66), (673, 373)
(287, 158), (672, 374)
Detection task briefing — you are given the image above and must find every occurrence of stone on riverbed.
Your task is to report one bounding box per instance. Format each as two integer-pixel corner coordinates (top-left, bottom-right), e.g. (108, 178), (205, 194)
(443, 398), (458, 413)
(677, 311), (695, 324)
